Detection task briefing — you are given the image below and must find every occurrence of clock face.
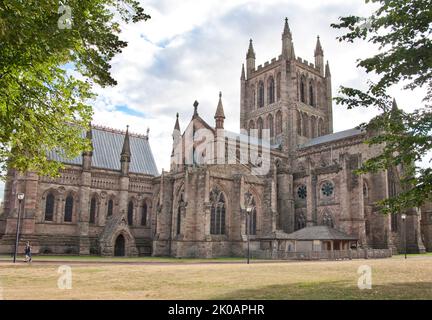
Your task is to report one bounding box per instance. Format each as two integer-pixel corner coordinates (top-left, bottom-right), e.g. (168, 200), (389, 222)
(297, 185), (307, 199)
(321, 182), (334, 197)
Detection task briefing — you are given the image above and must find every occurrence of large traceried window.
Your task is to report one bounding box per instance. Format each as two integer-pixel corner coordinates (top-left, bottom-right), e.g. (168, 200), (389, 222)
(210, 188), (226, 235)
(64, 195), (73, 222)
(45, 193), (55, 221)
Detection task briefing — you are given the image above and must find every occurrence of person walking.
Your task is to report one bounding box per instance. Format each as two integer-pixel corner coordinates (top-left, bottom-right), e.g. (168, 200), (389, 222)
(24, 242), (32, 263)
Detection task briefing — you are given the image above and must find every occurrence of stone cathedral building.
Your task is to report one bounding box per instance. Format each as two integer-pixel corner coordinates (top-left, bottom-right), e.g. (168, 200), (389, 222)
(0, 19), (429, 257)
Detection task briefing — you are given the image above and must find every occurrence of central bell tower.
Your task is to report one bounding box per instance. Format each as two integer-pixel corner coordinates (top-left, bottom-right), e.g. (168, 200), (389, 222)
(240, 18), (333, 153)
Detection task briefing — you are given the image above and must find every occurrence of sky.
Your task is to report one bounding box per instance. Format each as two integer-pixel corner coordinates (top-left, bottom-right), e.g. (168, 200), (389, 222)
(0, 0), (428, 201)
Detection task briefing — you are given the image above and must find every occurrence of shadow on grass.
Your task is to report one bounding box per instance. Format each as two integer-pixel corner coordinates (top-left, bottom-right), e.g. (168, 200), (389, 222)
(213, 281), (432, 300)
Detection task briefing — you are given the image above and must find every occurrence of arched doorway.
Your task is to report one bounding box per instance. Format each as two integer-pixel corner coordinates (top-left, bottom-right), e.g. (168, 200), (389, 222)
(114, 234), (125, 257)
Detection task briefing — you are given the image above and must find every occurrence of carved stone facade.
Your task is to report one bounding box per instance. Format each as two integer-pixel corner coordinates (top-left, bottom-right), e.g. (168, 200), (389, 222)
(0, 19), (429, 256)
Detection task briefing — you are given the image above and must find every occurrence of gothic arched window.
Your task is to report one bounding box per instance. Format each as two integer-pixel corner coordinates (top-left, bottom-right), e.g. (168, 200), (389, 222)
(210, 188), (226, 235)
(107, 199), (114, 217)
(246, 197), (257, 235)
(276, 73), (281, 101)
(258, 81), (264, 108)
(89, 196), (97, 224)
(252, 90), (256, 109)
(257, 117), (263, 139)
(141, 202), (148, 226)
(268, 77), (275, 104)
(177, 193), (185, 235)
(300, 78), (306, 103)
(302, 113), (309, 137)
(311, 116), (317, 138)
(267, 114), (274, 138)
(127, 201), (134, 226)
(297, 111), (302, 135)
(64, 195), (73, 222)
(322, 212), (334, 228)
(318, 118), (324, 136)
(275, 111), (282, 135)
(45, 193), (55, 221)
(295, 212), (306, 230)
(309, 81), (315, 106)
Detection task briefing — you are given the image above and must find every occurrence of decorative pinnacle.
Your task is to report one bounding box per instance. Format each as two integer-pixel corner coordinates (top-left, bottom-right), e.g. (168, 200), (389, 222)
(315, 35), (323, 56)
(283, 17), (291, 37)
(193, 100), (199, 117)
(246, 39), (255, 59)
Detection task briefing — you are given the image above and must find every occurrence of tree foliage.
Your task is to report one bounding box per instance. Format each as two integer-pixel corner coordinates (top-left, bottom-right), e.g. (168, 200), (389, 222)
(0, 0), (150, 177)
(331, 0), (432, 213)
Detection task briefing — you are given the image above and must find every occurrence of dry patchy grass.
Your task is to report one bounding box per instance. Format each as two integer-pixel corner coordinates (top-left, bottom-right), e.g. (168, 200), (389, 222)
(1, 257), (432, 300)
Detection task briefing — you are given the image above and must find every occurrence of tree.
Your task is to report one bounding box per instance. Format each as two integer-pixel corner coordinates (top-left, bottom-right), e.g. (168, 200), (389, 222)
(0, 0), (150, 177)
(331, 0), (432, 214)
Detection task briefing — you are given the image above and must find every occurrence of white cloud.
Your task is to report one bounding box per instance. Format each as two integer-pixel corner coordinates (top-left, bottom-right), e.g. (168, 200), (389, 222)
(0, 0), (428, 201)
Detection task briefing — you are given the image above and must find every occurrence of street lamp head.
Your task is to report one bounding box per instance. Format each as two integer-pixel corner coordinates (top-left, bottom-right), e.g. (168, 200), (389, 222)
(401, 213), (407, 221)
(17, 193), (25, 201)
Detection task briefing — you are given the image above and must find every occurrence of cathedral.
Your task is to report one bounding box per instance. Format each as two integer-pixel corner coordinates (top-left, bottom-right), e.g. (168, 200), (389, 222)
(0, 19), (430, 257)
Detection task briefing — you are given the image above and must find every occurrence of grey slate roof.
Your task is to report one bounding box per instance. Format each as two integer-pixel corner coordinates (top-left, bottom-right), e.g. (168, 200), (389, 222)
(286, 226), (358, 241)
(300, 128), (364, 148)
(48, 127), (159, 176)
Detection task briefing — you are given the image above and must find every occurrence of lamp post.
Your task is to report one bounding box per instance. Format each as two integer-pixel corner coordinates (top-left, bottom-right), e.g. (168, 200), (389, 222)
(401, 213), (407, 259)
(244, 191), (253, 265)
(13, 193), (25, 263)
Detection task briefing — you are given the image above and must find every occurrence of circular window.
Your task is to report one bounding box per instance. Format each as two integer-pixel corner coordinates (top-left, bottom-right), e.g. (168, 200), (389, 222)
(297, 185), (307, 199)
(321, 182), (334, 197)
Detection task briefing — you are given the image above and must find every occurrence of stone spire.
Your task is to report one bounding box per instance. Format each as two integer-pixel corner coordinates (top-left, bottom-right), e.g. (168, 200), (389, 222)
(120, 125), (131, 176)
(214, 92), (225, 129)
(121, 125), (131, 162)
(282, 18), (295, 60)
(315, 36), (324, 75)
(246, 39), (256, 59)
(325, 60), (331, 78)
(240, 63), (245, 80)
(282, 17), (292, 38)
(246, 39), (256, 79)
(314, 36), (324, 56)
(174, 112), (180, 131)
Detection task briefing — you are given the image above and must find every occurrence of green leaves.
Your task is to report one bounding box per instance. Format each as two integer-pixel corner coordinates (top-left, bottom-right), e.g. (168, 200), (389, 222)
(0, 1), (150, 177)
(332, 0), (432, 214)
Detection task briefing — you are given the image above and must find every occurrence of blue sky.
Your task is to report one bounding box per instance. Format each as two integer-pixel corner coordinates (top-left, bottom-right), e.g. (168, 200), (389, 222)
(0, 0), (428, 201)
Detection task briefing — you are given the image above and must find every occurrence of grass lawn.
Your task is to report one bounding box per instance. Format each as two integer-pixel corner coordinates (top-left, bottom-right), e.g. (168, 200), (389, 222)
(0, 254), (247, 263)
(1, 256), (432, 299)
